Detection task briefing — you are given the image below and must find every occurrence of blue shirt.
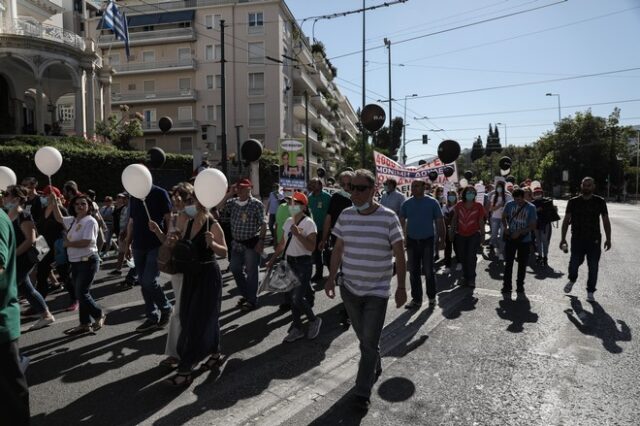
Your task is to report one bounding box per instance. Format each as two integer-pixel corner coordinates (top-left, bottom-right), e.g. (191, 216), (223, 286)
(503, 201), (537, 243)
(129, 185), (172, 250)
(380, 190), (406, 216)
(400, 196), (443, 239)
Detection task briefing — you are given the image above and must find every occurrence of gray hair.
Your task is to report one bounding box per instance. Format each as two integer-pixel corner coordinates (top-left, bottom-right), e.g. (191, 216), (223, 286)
(354, 169), (375, 186)
(339, 170), (355, 181)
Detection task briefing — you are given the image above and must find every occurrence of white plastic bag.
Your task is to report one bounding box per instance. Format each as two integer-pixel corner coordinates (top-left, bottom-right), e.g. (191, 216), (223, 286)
(259, 260), (300, 293)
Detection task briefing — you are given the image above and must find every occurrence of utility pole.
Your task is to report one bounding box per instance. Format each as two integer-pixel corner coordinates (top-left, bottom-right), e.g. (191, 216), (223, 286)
(305, 90), (310, 182)
(220, 19), (228, 176)
(361, 0), (366, 168)
(636, 130), (639, 202)
(384, 38), (392, 151)
(235, 124), (243, 174)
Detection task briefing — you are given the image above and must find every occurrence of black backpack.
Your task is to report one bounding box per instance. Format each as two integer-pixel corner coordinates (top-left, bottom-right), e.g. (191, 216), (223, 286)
(171, 219), (198, 273)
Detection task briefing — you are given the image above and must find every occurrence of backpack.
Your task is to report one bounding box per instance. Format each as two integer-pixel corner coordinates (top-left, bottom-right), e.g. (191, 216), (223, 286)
(171, 219), (198, 273)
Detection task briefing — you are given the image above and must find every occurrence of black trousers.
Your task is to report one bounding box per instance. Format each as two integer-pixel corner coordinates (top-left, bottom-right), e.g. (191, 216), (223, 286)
(0, 339), (30, 425)
(502, 239), (531, 291)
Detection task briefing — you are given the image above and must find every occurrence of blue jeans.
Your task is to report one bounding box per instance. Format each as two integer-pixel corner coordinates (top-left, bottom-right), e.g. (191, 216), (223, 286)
(490, 217), (505, 254)
(407, 237), (436, 302)
(133, 247), (171, 321)
(568, 238), (601, 292)
(70, 255), (102, 325)
(230, 241), (260, 306)
(286, 256), (316, 329)
(340, 286), (388, 399)
(17, 262), (48, 314)
(535, 224), (552, 257)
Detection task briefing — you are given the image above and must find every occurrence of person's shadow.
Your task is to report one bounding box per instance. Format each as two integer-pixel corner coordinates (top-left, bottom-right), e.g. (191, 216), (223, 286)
(495, 294), (539, 332)
(564, 296), (631, 354)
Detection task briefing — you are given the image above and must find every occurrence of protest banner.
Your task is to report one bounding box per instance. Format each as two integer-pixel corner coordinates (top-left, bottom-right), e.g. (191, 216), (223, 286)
(278, 138), (307, 190)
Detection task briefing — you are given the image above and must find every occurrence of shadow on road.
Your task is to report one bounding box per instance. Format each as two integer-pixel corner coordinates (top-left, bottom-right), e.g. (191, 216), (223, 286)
(564, 296), (631, 353)
(378, 377), (416, 402)
(495, 293), (539, 332)
(439, 286), (478, 320)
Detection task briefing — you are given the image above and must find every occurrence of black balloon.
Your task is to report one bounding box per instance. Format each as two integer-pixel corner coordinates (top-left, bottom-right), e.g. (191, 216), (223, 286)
(437, 140), (461, 164)
(464, 170), (473, 180)
(158, 116), (173, 133)
(241, 139), (263, 162)
(443, 166), (454, 178)
(146, 147), (166, 169)
(506, 175), (516, 183)
(498, 156), (512, 171)
(428, 170), (438, 181)
(360, 104), (386, 133)
(418, 159), (427, 165)
(317, 167), (326, 178)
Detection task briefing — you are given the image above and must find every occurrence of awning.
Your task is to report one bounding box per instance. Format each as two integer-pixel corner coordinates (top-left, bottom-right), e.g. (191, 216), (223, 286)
(98, 9), (195, 29)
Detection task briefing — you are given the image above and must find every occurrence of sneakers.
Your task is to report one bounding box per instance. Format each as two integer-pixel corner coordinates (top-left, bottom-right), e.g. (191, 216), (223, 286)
(455, 263), (463, 271)
(92, 314), (107, 332)
(284, 327), (305, 343)
(564, 281), (575, 293)
(352, 395), (371, 411)
(28, 315), (55, 331)
(586, 292), (595, 302)
(158, 309), (173, 328)
(136, 319), (159, 333)
(307, 318), (322, 340)
(404, 300), (422, 309)
(66, 301), (79, 312)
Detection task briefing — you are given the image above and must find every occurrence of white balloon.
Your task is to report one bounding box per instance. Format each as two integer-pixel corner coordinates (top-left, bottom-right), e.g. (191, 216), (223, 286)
(194, 168), (228, 208)
(34, 146), (63, 176)
(0, 166), (17, 191)
(121, 164), (153, 199)
(530, 180), (541, 189)
(459, 178), (468, 188)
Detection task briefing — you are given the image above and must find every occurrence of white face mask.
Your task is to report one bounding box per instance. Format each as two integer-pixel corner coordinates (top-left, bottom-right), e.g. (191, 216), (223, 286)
(236, 199), (248, 207)
(184, 205), (197, 218)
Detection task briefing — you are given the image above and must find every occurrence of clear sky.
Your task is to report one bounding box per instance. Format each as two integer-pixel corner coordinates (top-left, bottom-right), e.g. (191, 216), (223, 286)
(286, 0), (640, 163)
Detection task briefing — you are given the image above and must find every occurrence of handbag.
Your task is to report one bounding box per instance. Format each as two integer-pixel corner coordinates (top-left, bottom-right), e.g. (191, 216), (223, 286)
(258, 217), (306, 294)
(171, 219), (198, 274)
(33, 235), (50, 262)
(158, 234), (179, 274)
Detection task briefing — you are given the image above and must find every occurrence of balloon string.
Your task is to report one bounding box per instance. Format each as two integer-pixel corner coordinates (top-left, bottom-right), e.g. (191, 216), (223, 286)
(142, 199), (151, 221)
(48, 175), (52, 189)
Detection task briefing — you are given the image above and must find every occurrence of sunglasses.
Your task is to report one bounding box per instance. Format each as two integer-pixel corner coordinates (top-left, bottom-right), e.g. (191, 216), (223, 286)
(351, 184), (371, 193)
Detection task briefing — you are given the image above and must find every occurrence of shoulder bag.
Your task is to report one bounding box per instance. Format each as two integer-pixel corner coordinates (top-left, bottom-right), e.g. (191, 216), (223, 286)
(258, 217), (307, 294)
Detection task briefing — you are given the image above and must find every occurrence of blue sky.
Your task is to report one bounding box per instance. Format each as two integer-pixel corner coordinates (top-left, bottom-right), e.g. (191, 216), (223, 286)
(286, 0), (640, 163)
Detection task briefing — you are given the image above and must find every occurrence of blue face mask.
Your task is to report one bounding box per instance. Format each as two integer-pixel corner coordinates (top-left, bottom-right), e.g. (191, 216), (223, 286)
(354, 201), (370, 212)
(465, 193), (476, 201)
(288, 205), (302, 216)
(184, 205), (197, 218)
(448, 195), (457, 203)
(3, 201), (16, 211)
(40, 196), (49, 207)
(496, 187), (503, 194)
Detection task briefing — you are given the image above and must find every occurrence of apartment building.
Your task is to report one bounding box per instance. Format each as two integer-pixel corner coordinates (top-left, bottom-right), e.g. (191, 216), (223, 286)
(86, 0), (360, 175)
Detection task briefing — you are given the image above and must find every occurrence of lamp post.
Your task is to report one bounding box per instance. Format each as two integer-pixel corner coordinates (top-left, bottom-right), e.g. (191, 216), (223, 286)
(546, 92), (561, 122)
(402, 93), (418, 164)
(361, 0), (366, 167)
(235, 124), (243, 173)
(496, 122), (507, 147)
(384, 37), (393, 149)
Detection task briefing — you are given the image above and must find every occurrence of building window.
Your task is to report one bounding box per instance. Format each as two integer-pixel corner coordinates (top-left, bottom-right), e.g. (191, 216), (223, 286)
(180, 137), (193, 154)
(248, 42), (264, 65)
(249, 133), (265, 144)
(143, 25), (155, 32)
(127, 83), (136, 91)
(205, 45), (213, 61)
(206, 105), (215, 122)
(142, 51), (155, 62)
(249, 103), (265, 127)
(216, 104), (222, 123)
(205, 14), (221, 30)
(111, 83), (121, 95)
(144, 139), (156, 151)
(215, 44), (222, 61)
(206, 75), (214, 90)
(178, 78), (191, 93)
(178, 48), (190, 63)
(178, 106), (192, 122)
(143, 81), (155, 98)
(58, 104), (74, 123)
(248, 72), (264, 96)
(248, 12), (263, 34)
(143, 109), (156, 129)
(215, 74), (222, 89)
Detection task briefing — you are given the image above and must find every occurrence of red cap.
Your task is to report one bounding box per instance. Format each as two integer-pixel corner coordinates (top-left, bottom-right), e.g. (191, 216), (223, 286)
(237, 178), (252, 188)
(42, 185), (61, 197)
(292, 192), (308, 206)
(533, 187), (543, 193)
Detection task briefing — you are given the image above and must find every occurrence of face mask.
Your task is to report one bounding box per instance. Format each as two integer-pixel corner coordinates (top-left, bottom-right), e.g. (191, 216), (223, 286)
(3, 202), (16, 211)
(339, 190), (351, 199)
(354, 201), (370, 212)
(448, 195), (457, 203)
(40, 196), (49, 207)
(236, 199), (248, 207)
(465, 193), (476, 201)
(533, 194), (542, 200)
(184, 205), (197, 218)
(496, 187), (503, 194)
(288, 205), (302, 216)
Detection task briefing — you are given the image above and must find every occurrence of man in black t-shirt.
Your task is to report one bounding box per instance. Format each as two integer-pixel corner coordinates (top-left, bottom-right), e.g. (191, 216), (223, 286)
(560, 177), (612, 302)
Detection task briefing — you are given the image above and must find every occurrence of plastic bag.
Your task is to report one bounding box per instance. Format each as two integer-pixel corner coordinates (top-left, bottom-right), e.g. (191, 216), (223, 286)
(258, 260), (300, 293)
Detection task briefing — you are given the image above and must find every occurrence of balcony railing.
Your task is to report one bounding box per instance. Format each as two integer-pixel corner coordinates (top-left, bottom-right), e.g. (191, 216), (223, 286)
(98, 27), (195, 45)
(7, 18), (85, 50)
(142, 120), (199, 131)
(112, 58), (197, 73)
(120, 0), (266, 14)
(294, 123), (317, 142)
(111, 89), (197, 104)
(293, 68), (317, 93)
(293, 96), (318, 120)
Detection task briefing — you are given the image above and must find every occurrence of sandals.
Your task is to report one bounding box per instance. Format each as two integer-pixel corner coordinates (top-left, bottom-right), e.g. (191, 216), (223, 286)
(159, 357), (180, 369)
(92, 314), (107, 332)
(64, 325), (92, 336)
(163, 372), (193, 387)
(200, 353), (224, 371)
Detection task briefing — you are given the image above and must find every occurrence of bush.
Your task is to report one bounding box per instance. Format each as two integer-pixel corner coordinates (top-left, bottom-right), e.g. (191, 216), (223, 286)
(0, 141), (192, 198)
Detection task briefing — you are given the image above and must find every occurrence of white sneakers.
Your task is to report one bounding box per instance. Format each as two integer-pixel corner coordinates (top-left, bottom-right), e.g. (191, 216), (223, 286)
(28, 315), (55, 331)
(564, 281), (575, 293)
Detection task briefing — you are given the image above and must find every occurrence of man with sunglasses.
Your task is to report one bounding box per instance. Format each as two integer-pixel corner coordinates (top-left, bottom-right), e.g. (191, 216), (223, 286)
(318, 170), (354, 327)
(325, 169), (406, 411)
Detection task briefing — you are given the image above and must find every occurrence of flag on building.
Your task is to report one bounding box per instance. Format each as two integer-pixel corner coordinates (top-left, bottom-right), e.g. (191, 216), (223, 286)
(102, 0), (130, 59)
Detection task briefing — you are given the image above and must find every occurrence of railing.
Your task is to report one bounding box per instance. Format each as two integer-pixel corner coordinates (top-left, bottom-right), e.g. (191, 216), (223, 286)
(7, 18), (85, 50)
(111, 89), (197, 103)
(98, 27), (195, 44)
(295, 123), (317, 142)
(293, 68), (317, 92)
(318, 115), (335, 134)
(142, 120), (199, 130)
(121, 0), (268, 14)
(112, 58), (197, 73)
(292, 96), (318, 117)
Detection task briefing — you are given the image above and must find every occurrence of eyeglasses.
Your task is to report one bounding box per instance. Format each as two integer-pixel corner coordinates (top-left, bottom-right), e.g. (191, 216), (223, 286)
(351, 184), (371, 193)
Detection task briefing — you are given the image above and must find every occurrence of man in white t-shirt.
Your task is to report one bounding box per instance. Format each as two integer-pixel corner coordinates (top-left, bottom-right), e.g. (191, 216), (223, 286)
(325, 169), (406, 412)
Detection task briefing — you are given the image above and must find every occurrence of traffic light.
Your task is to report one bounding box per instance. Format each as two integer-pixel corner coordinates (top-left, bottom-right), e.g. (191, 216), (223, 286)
(201, 125), (208, 140)
(422, 134), (428, 144)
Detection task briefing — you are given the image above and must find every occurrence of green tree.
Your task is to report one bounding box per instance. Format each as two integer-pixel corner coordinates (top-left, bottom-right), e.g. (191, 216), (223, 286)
(372, 116), (403, 157)
(95, 105), (144, 150)
(485, 124), (503, 156)
(470, 135), (485, 161)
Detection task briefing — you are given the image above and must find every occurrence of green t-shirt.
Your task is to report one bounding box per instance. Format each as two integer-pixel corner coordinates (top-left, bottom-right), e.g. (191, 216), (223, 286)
(308, 191), (331, 232)
(275, 203), (291, 244)
(0, 209), (19, 343)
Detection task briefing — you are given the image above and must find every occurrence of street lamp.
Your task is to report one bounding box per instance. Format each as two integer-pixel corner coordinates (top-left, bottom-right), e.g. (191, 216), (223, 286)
(496, 122), (507, 147)
(402, 93), (418, 164)
(546, 93), (561, 122)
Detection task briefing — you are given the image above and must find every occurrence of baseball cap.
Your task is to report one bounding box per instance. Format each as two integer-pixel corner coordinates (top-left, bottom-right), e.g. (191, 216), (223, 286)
(292, 192), (308, 206)
(237, 178), (252, 188)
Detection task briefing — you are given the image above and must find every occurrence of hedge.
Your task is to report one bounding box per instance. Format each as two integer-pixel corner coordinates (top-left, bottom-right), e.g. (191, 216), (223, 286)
(0, 137), (192, 198)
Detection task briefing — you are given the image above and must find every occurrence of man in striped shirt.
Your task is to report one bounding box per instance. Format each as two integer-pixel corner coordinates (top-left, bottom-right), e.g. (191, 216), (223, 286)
(325, 169), (407, 411)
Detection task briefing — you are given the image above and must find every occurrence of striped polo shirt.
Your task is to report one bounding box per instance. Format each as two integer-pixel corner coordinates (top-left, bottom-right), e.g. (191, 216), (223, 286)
(332, 205), (403, 298)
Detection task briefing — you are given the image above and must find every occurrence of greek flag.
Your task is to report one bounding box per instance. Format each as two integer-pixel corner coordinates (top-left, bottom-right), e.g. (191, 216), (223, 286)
(102, 0), (130, 59)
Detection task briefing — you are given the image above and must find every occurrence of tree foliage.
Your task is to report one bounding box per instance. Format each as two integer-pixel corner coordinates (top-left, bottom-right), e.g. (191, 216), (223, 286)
(95, 105), (144, 150)
(373, 116), (403, 157)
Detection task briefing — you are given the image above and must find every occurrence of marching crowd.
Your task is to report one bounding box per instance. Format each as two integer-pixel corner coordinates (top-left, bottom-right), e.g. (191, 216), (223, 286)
(0, 167), (612, 421)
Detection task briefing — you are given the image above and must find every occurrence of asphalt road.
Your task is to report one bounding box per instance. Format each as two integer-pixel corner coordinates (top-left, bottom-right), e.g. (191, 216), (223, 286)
(20, 200), (640, 425)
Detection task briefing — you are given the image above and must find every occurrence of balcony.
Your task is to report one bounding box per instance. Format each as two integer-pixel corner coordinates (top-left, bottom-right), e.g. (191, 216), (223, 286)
(142, 120), (199, 133)
(311, 69), (330, 90)
(98, 27), (196, 47)
(292, 68), (317, 93)
(6, 18), (85, 50)
(112, 58), (197, 75)
(111, 89), (198, 105)
(292, 96), (317, 121)
(120, 0), (247, 14)
(311, 95), (329, 113)
(313, 114), (336, 136)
